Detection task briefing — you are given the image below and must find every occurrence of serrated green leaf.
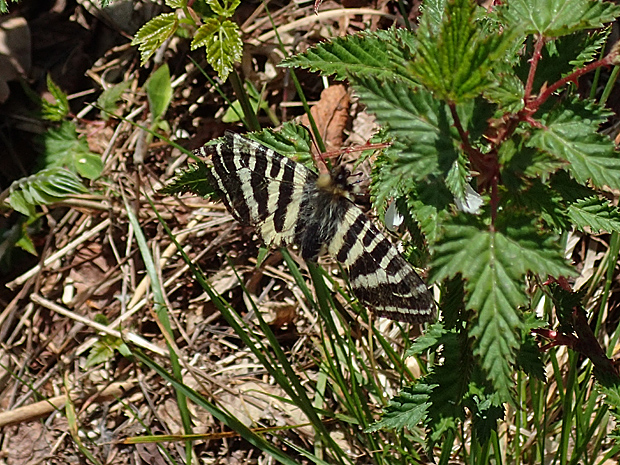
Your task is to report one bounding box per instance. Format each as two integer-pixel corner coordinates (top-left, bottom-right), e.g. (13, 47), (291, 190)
(568, 27), (610, 68)
(281, 29), (416, 83)
(528, 99), (620, 190)
(350, 75), (459, 183)
(161, 162), (215, 197)
(500, 136), (566, 187)
(419, 0), (449, 34)
(405, 184), (453, 247)
(206, 0), (239, 17)
(407, 323), (446, 355)
(470, 392), (505, 443)
(431, 214), (573, 398)
(445, 152), (470, 204)
(85, 339), (116, 367)
(97, 81), (130, 120)
(131, 13), (178, 65)
(146, 64), (172, 121)
(366, 384), (434, 432)
(15, 226), (37, 255)
(412, 0), (514, 102)
(166, 0), (185, 7)
(495, 214), (576, 278)
(467, 246), (524, 400)
(508, 180), (571, 231)
(484, 71), (524, 112)
(424, 329), (471, 442)
(503, 0), (620, 37)
(191, 18), (242, 81)
(516, 330), (546, 380)
(248, 123), (314, 167)
(41, 74), (70, 121)
(568, 196), (620, 233)
(42, 121), (103, 179)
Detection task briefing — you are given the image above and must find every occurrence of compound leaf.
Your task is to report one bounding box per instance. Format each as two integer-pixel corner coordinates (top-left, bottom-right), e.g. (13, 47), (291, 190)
(192, 18), (242, 81)
(132, 13), (179, 65)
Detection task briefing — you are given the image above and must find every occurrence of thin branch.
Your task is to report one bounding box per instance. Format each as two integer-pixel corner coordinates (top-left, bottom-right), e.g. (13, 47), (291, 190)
(529, 52), (618, 110)
(524, 36), (545, 100)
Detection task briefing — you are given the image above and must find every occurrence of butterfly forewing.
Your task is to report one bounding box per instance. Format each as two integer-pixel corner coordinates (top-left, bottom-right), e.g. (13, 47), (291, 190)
(197, 131), (436, 323)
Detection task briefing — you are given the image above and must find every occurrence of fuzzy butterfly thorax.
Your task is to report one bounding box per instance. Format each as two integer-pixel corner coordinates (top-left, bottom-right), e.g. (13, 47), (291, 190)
(196, 131), (436, 323)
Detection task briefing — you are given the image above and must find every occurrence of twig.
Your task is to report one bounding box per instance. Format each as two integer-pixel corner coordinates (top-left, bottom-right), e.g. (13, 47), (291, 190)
(0, 381), (135, 428)
(30, 294), (168, 357)
(7, 219), (112, 289)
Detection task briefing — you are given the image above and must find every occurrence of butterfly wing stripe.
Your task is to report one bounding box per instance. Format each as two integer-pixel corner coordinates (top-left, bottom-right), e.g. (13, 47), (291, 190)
(206, 144), (252, 223)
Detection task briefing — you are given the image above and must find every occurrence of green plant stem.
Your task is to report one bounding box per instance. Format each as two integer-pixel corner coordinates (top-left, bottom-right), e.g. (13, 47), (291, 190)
(229, 70), (261, 131)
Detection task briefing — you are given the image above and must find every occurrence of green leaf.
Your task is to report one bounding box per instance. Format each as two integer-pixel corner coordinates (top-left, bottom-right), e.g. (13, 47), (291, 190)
(366, 383), (434, 432)
(516, 316), (546, 380)
(8, 189), (34, 217)
(431, 214), (574, 398)
(42, 121), (103, 179)
(166, 0), (185, 7)
(568, 196), (620, 233)
(568, 27), (610, 68)
(191, 18), (242, 81)
(445, 152), (470, 204)
(0, 0), (19, 14)
(206, 0), (240, 17)
(248, 123), (314, 167)
(508, 181), (570, 231)
(161, 162), (215, 197)
(484, 71), (524, 113)
(222, 81), (267, 123)
(407, 323), (447, 355)
(528, 99), (620, 190)
(419, 0), (449, 34)
(406, 192), (452, 248)
(500, 136), (565, 187)
(15, 225), (37, 256)
(97, 81), (130, 120)
(41, 74), (70, 121)
(131, 13), (179, 65)
(503, 0), (620, 37)
(85, 338), (116, 367)
(146, 64), (172, 121)
(281, 29), (416, 83)
(411, 0), (514, 102)
(8, 168), (88, 217)
(349, 75), (459, 183)
(424, 328), (472, 442)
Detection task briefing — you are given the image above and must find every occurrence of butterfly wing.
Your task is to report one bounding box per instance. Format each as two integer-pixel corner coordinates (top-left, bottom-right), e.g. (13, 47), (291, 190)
(199, 132), (318, 250)
(327, 205), (436, 323)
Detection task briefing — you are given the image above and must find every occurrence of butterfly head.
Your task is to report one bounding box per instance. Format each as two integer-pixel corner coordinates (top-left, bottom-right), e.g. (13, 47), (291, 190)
(316, 166), (355, 199)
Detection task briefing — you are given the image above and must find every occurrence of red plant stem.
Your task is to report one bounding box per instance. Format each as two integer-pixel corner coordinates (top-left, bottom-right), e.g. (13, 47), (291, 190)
(524, 36), (545, 100)
(449, 103), (481, 162)
(528, 53), (617, 111)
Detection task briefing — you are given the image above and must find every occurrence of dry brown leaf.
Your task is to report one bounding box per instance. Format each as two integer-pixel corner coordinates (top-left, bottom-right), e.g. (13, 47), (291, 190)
(300, 84), (350, 152)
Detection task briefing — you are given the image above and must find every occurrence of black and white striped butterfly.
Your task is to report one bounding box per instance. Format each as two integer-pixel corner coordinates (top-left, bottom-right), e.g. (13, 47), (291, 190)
(196, 131), (435, 323)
